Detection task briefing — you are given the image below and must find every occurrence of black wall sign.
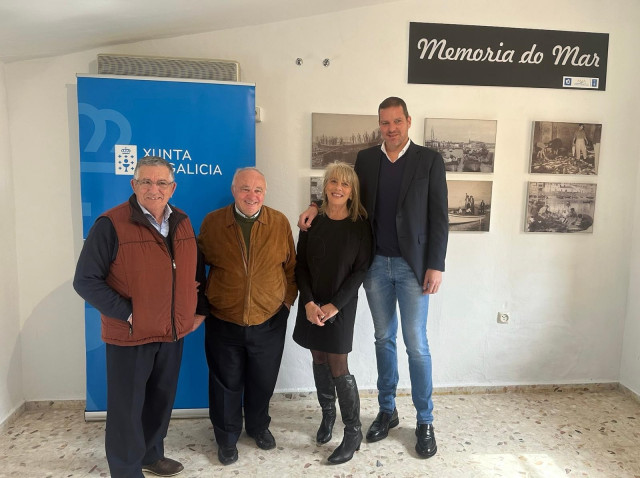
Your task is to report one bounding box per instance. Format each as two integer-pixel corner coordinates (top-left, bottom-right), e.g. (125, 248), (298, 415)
(408, 23), (608, 91)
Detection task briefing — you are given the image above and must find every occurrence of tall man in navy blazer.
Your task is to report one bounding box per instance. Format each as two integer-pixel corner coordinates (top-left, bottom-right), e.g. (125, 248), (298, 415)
(300, 97), (448, 458)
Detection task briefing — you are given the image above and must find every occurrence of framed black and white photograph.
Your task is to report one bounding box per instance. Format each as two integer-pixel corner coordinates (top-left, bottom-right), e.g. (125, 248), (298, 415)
(530, 121), (601, 175)
(525, 182), (596, 233)
(312, 113), (380, 169)
(424, 118), (496, 173)
(310, 176), (323, 203)
(447, 180), (492, 232)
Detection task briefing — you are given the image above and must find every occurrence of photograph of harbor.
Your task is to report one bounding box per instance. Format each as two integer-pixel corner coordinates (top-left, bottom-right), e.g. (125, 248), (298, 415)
(424, 118), (496, 173)
(447, 180), (492, 232)
(525, 182), (597, 233)
(311, 113), (380, 169)
(530, 121), (601, 175)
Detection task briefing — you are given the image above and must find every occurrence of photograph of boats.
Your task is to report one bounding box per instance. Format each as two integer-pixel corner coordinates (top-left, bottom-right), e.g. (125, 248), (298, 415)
(312, 113), (380, 169)
(310, 176), (323, 203)
(530, 121), (601, 175)
(447, 180), (492, 232)
(424, 118), (496, 173)
(525, 182), (596, 233)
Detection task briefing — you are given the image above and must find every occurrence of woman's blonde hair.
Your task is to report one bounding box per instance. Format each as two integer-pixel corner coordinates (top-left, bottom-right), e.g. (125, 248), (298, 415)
(320, 162), (367, 221)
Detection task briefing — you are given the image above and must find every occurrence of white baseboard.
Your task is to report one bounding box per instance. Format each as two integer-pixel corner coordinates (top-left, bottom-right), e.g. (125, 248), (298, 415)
(9, 382), (629, 424)
(0, 401), (26, 433)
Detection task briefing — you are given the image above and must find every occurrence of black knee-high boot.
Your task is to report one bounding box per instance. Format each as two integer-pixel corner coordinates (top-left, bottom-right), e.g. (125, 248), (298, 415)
(327, 374), (362, 464)
(312, 362), (336, 444)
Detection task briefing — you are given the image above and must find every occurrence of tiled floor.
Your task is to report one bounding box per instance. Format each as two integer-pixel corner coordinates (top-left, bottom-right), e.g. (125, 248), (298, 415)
(2, 388), (639, 477)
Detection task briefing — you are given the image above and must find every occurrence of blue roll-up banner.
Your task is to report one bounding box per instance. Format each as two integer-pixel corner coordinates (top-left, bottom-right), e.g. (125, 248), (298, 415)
(77, 75), (256, 413)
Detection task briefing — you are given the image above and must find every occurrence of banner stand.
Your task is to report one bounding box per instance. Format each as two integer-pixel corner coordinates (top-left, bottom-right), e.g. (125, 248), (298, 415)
(77, 74), (256, 418)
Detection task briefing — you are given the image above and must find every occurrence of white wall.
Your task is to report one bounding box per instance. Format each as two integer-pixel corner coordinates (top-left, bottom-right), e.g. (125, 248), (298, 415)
(4, 0), (640, 401)
(0, 61), (23, 423)
(621, 171), (640, 394)
(621, 129), (640, 394)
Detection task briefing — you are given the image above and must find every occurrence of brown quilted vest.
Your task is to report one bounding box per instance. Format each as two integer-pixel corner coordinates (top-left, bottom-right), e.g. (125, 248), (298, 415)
(100, 199), (198, 345)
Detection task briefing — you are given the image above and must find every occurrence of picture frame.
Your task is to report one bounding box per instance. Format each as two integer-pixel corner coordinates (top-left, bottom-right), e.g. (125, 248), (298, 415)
(424, 118), (496, 173)
(525, 181), (596, 233)
(312, 113), (380, 169)
(529, 121), (601, 175)
(447, 180), (493, 232)
(310, 176), (323, 203)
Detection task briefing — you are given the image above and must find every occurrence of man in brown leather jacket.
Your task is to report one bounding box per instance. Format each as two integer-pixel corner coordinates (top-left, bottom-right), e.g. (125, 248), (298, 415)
(198, 167), (297, 465)
(74, 156), (207, 478)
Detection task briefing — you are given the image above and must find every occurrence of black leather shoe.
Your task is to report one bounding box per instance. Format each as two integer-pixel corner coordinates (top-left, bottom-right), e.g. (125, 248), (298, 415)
(415, 423), (437, 458)
(366, 408), (399, 442)
(141, 457), (184, 476)
(249, 428), (276, 450)
(217, 445), (238, 465)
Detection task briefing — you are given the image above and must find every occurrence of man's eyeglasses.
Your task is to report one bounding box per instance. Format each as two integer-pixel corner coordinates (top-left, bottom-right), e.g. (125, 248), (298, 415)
(135, 179), (174, 190)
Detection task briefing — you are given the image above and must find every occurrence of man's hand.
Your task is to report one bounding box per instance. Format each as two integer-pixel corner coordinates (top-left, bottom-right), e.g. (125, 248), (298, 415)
(298, 206), (318, 231)
(422, 269), (442, 295)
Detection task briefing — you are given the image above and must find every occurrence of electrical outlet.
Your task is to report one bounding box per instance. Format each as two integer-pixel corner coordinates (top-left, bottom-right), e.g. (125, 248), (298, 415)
(497, 312), (510, 324)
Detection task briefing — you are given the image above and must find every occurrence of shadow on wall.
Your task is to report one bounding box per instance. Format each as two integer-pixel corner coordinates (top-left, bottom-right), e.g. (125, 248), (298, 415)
(67, 83), (84, 260)
(20, 279), (86, 401)
(0, 334), (24, 424)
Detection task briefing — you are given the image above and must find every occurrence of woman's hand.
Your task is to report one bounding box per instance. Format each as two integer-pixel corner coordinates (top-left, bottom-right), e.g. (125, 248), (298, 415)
(305, 301), (326, 326)
(319, 303), (338, 323)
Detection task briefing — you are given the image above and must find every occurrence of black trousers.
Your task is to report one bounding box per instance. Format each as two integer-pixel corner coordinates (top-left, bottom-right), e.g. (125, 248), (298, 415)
(105, 339), (183, 478)
(204, 306), (289, 447)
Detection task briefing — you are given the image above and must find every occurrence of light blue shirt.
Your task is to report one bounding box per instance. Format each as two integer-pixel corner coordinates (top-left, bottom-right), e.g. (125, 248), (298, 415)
(137, 201), (172, 237)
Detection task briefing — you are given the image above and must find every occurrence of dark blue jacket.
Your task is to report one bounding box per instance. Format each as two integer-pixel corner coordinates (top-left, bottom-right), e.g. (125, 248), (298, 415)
(355, 141), (448, 284)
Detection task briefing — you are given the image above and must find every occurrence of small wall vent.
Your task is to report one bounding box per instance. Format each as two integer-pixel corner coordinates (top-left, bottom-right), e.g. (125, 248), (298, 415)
(97, 54), (240, 82)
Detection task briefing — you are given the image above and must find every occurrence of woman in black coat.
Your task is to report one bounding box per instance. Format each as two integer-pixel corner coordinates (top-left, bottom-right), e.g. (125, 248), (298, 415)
(293, 162), (372, 464)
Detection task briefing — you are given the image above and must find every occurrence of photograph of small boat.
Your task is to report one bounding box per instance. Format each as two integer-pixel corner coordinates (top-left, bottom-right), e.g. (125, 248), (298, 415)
(447, 179), (493, 232)
(448, 213), (486, 225)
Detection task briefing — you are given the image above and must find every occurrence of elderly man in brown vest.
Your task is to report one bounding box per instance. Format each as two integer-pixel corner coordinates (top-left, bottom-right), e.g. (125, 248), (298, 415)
(74, 156), (207, 478)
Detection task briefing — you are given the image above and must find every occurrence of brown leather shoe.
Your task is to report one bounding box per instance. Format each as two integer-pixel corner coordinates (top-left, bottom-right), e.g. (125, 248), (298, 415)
(142, 457), (184, 476)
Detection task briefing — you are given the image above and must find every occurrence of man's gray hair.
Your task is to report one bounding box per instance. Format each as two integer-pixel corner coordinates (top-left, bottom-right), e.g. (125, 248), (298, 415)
(133, 156), (175, 181)
(231, 167), (267, 189)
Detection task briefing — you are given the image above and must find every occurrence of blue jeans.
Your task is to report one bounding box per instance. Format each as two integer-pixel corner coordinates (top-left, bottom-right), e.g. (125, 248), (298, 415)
(363, 255), (433, 424)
